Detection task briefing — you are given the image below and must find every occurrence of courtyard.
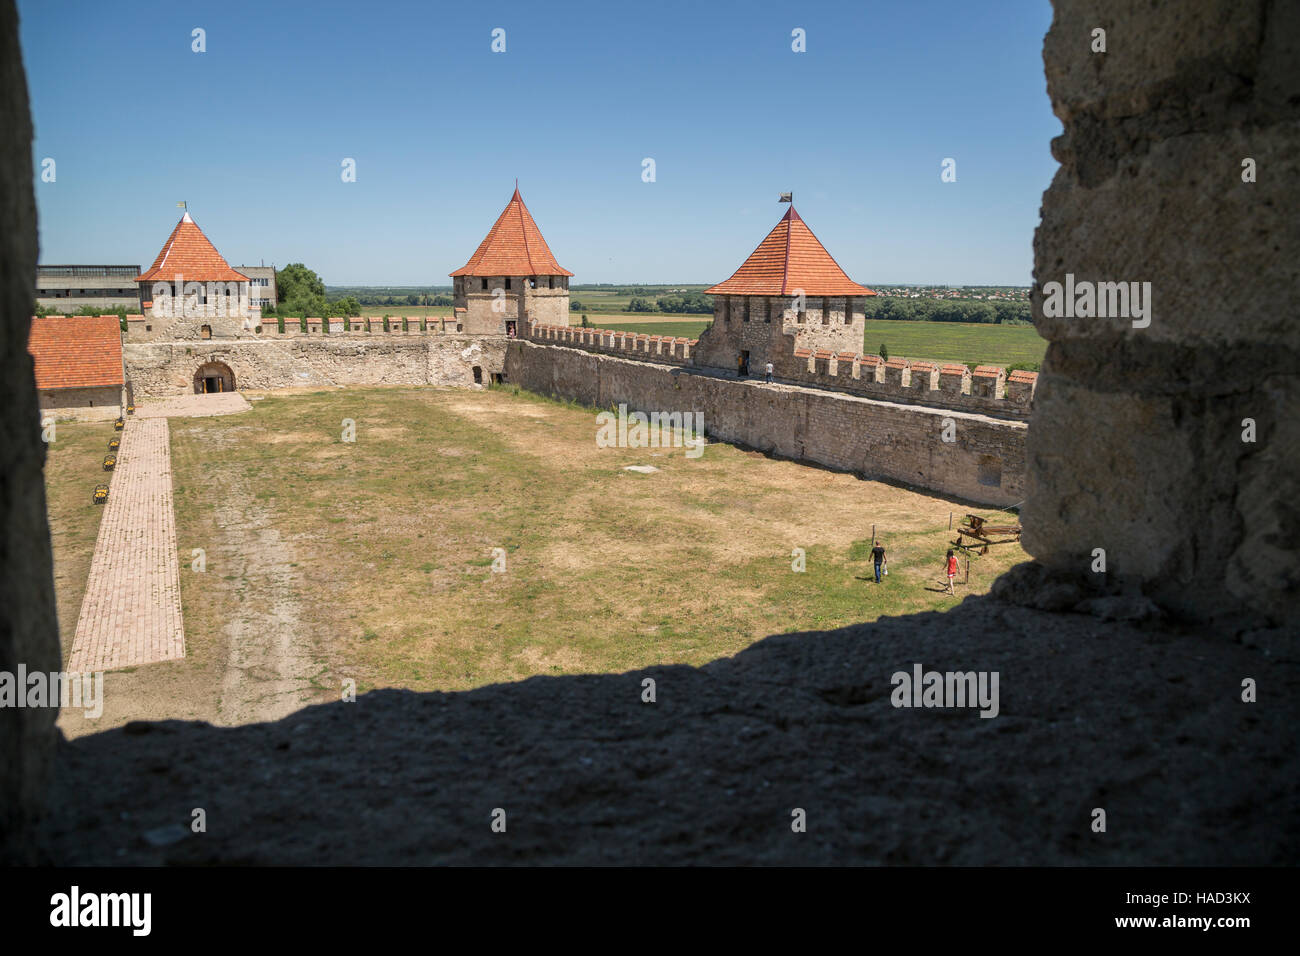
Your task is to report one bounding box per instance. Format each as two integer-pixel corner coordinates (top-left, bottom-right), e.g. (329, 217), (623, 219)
(45, 385), (1026, 738)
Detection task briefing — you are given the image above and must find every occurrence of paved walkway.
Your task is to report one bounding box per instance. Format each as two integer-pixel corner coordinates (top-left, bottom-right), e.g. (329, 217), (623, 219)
(135, 392), (251, 419)
(68, 418), (185, 672)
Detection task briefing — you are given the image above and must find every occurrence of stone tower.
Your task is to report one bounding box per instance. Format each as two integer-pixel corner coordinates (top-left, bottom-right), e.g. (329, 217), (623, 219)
(135, 213), (256, 339)
(450, 187), (572, 336)
(695, 204), (874, 374)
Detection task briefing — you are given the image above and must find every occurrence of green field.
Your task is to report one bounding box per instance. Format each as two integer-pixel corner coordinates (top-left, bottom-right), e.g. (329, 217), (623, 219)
(860, 319), (1045, 368)
(598, 317), (1046, 369)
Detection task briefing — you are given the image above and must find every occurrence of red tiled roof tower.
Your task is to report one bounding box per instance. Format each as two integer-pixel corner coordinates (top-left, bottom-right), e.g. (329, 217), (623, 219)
(28, 315), (124, 390)
(451, 187), (573, 278)
(706, 205), (875, 298)
(136, 213), (249, 284)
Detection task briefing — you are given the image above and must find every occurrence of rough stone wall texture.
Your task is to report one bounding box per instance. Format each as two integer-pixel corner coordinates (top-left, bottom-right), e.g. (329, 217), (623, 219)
(694, 294), (866, 373)
(529, 322), (1035, 420)
(125, 337), (507, 397)
(506, 341), (1025, 506)
(454, 276), (568, 333)
(1021, 0), (1300, 626)
(522, 282), (569, 326)
(0, 0), (60, 863)
(37, 385), (123, 421)
(138, 287), (255, 340)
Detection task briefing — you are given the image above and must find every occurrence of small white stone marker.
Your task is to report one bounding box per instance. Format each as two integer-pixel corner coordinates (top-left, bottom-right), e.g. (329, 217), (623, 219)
(623, 465), (660, 474)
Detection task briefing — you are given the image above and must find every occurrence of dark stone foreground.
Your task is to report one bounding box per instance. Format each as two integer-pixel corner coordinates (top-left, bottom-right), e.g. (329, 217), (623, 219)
(37, 594), (1299, 865)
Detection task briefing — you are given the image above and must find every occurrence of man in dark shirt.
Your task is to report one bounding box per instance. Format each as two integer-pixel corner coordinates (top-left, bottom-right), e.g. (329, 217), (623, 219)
(871, 541), (886, 583)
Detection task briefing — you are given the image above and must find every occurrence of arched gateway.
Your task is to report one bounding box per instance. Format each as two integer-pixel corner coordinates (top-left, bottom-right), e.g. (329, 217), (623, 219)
(193, 361), (235, 394)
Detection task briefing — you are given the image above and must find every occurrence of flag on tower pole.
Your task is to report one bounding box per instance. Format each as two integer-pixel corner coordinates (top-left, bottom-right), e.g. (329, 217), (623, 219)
(779, 192), (792, 203)
(177, 201), (187, 211)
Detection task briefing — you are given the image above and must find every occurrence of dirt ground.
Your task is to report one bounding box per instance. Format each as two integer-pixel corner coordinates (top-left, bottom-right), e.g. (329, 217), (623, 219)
(46, 385), (1025, 739)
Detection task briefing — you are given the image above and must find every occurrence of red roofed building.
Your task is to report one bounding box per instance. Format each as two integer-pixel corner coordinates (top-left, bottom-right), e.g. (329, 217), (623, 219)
(136, 213), (258, 335)
(28, 315), (126, 420)
(450, 187), (572, 336)
(696, 203), (875, 374)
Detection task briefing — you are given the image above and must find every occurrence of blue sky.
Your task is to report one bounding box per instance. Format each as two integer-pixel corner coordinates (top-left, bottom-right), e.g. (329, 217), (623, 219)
(19, 0), (1060, 286)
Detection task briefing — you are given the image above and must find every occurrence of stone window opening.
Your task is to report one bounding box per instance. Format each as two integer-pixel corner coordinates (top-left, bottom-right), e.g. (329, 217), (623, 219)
(505, 278), (512, 290)
(481, 278), (488, 291)
(548, 276), (555, 289)
(978, 455), (1003, 488)
(472, 365), (483, 384)
(529, 276), (537, 289)
(200, 324), (212, 339)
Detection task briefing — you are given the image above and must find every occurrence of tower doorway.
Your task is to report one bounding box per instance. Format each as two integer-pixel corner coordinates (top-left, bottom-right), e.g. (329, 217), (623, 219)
(193, 361), (235, 394)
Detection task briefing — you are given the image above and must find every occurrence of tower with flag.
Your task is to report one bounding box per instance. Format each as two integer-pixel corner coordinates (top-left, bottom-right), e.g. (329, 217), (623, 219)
(694, 198), (875, 374)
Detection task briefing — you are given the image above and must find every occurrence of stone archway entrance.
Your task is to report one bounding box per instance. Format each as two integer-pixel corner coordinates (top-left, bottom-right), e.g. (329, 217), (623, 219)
(194, 361), (235, 394)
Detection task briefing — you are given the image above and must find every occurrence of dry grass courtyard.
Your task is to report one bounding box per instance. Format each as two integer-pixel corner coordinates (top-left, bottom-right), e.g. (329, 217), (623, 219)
(46, 385), (1025, 738)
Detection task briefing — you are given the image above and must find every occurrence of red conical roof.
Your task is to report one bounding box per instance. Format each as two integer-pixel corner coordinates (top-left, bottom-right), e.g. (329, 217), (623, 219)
(136, 213), (249, 284)
(705, 206), (873, 297)
(450, 188), (573, 277)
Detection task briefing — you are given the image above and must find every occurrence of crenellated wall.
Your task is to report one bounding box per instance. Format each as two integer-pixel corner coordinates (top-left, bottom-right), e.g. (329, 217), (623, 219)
(505, 339), (1026, 506)
(526, 321), (1038, 420)
(693, 293), (868, 373)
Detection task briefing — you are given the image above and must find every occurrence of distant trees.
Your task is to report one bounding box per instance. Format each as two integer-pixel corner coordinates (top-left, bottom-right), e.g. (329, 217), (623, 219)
(654, 291), (713, 314)
(863, 296), (1030, 325)
(273, 264), (362, 317)
(325, 296), (361, 317)
(622, 292), (713, 314)
(276, 263), (325, 312)
(328, 289), (453, 307)
(275, 263), (327, 316)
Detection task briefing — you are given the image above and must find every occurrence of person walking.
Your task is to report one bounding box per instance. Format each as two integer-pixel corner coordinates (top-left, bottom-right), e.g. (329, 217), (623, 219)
(765, 361), (774, 384)
(870, 541), (887, 583)
(945, 549), (959, 594)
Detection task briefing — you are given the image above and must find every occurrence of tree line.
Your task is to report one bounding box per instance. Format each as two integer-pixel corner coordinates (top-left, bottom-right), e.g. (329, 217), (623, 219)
(863, 297), (1031, 325)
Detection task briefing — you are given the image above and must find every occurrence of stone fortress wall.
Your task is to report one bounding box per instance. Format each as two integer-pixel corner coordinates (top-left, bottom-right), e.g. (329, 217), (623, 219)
(45, 302), (1033, 503)
(123, 326), (506, 397)
(525, 320), (1038, 421)
(505, 339), (1027, 507)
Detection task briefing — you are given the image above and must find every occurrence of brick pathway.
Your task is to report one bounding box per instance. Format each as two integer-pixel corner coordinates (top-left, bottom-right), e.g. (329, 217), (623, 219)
(68, 418), (185, 671)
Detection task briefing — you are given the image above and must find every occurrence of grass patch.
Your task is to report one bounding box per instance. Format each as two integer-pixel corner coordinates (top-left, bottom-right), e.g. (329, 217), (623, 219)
(41, 419), (117, 663)
(604, 317), (1047, 368)
(161, 386), (1024, 695)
